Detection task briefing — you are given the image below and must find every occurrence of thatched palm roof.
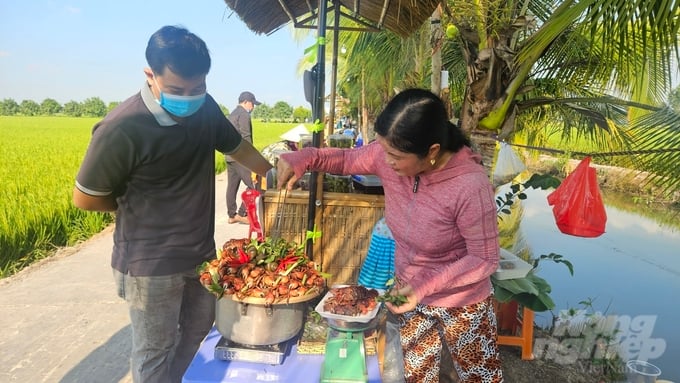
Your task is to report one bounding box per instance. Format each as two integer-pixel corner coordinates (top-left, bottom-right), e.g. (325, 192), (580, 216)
(223, 0), (440, 37)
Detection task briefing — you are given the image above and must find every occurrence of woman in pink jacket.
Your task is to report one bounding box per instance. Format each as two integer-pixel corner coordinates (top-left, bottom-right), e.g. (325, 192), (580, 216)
(277, 88), (502, 383)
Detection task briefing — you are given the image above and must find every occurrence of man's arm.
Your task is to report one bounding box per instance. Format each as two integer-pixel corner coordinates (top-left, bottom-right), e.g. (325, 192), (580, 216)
(241, 113), (254, 143)
(229, 140), (273, 177)
(73, 187), (118, 212)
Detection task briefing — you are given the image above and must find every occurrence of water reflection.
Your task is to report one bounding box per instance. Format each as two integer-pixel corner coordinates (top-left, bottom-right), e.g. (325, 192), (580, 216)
(504, 187), (680, 381)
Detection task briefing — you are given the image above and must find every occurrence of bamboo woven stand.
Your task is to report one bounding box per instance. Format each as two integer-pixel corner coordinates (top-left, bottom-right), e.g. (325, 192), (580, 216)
(263, 190), (385, 286)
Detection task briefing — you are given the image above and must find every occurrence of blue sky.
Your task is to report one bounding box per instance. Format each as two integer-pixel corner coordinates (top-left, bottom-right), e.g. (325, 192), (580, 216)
(0, 1), (316, 109)
(2, 1), (678, 110)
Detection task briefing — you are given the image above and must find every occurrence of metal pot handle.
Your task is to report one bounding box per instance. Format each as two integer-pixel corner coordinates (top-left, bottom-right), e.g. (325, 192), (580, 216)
(240, 303), (248, 315)
(266, 305), (274, 317)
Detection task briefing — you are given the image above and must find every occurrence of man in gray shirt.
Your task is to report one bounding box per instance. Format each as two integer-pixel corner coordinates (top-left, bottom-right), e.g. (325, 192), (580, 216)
(73, 26), (272, 383)
(225, 91), (261, 224)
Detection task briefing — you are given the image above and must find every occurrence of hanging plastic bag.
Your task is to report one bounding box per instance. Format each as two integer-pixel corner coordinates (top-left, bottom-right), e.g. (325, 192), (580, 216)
(358, 218), (395, 290)
(241, 189), (263, 241)
(381, 312), (405, 383)
(492, 142), (527, 185)
(547, 157), (607, 237)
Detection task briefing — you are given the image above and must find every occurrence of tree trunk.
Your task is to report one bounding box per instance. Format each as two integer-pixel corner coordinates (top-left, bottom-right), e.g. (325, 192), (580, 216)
(457, 47), (508, 177)
(471, 131), (497, 175)
(360, 68), (370, 142)
(430, 5), (442, 95)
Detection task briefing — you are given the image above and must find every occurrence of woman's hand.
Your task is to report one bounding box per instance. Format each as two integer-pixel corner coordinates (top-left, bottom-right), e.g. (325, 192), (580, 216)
(276, 157), (299, 190)
(384, 284), (418, 314)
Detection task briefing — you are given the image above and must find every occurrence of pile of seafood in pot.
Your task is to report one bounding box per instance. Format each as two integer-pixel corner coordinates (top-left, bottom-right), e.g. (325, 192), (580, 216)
(198, 237), (407, 314)
(197, 237), (326, 305)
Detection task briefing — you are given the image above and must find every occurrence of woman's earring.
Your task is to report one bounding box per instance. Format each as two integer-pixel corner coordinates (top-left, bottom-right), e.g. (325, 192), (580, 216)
(430, 158), (436, 166)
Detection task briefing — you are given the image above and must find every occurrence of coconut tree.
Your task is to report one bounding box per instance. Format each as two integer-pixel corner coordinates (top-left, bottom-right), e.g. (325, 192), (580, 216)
(336, 0), (680, 194)
(337, 26), (433, 141)
(295, 17), (428, 139)
(446, 0), (679, 190)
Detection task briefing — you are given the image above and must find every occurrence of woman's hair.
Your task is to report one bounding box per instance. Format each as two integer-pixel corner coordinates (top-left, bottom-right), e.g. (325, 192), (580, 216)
(145, 25), (211, 78)
(374, 88), (470, 158)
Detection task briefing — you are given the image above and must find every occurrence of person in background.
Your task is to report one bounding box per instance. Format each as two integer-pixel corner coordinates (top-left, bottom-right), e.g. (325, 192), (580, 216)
(225, 91), (261, 224)
(342, 122), (356, 140)
(260, 124), (309, 165)
(72, 25), (272, 383)
(336, 116), (345, 133)
(276, 88), (502, 383)
(355, 130), (364, 147)
(260, 124), (308, 189)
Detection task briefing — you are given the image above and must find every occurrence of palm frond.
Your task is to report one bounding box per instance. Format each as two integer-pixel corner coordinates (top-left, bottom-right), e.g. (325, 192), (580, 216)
(629, 108), (680, 194)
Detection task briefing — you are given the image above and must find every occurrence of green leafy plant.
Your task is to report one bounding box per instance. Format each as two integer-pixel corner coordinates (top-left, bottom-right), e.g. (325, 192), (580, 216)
(492, 273), (554, 312)
(550, 298), (626, 382)
(495, 173), (561, 217)
(376, 277), (408, 306)
(492, 253), (573, 312)
(533, 253), (574, 276)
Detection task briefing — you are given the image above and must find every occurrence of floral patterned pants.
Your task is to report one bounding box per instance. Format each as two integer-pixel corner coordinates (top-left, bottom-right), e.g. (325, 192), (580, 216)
(399, 296), (504, 383)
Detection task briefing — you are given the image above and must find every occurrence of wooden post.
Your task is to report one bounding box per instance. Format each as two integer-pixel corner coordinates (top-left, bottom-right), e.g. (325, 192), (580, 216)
(430, 4), (443, 95)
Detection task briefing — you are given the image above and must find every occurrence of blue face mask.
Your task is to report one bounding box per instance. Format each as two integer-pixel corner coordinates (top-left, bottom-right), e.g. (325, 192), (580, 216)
(158, 92), (206, 117)
(152, 77), (206, 117)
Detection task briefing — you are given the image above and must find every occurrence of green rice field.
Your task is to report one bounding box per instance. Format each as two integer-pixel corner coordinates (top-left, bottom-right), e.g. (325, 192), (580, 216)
(0, 116), (300, 278)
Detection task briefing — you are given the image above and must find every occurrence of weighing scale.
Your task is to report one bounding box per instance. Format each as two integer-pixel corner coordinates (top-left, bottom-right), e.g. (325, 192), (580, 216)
(315, 286), (383, 383)
(320, 324), (371, 383)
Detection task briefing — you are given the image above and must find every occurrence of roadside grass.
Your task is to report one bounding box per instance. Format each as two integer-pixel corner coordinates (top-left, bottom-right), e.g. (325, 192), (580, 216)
(0, 116), (303, 278)
(0, 116), (112, 277)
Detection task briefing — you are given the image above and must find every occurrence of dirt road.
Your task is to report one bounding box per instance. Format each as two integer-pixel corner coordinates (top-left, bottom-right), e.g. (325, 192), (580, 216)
(0, 173), (250, 383)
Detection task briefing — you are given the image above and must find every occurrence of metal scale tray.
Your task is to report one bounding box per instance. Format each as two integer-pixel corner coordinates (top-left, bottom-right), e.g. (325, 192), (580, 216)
(214, 337), (292, 365)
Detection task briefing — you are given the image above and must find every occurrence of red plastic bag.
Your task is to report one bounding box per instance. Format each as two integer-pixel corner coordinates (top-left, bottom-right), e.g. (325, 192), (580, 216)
(546, 157), (607, 237)
(241, 189), (263, 241)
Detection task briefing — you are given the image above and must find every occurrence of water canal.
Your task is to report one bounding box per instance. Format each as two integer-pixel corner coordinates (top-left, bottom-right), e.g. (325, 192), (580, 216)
(504, 186), (680, 381)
